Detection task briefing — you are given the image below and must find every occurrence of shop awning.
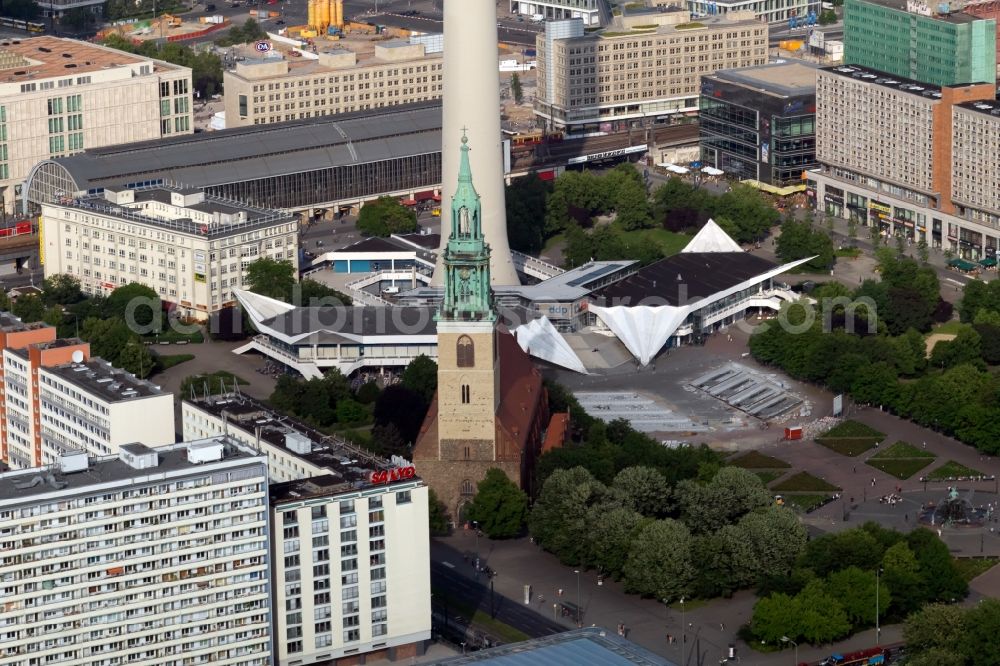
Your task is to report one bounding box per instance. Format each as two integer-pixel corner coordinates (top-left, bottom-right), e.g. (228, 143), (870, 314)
(980, 257), (997, 267)
(701, 166), (724, 176)
(740, 179), (807, 196)
(948, 258), (978, 271)
(400, 199), (418, 206)
(657, 163), (690, 174)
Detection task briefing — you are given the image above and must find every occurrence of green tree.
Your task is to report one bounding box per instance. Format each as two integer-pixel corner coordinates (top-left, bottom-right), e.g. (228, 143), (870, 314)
(604, 164), (652, 231)
(61, 7), (96, 30)
(298, 279), (352, 305)
(357, 196), (419, 237)
(584, 503), (645, 579)
(401, 354), (438, 403)
(819, 8), (837, 23)
(116, 339), (155, 378)
(751, 593), (800, 643)
(466, 468), (529, 539)
(245, 258), (297, 301)
(5, 0), (41, 19)
(42, 306), (64, 329)
(906, 649), (966, 666)
(906, 528), (968, 603)
(0, 289), (10, 313)
(776, 217), (835, 270)
(355, 381), (381, 404)
(335, 398), (367, 424)
(793, 579), (853, 644)
(677, 466), (771, 534)
(957, 598), (1000, 666)
(427, 488), (450, 535)
(105, 283), (161, 331)
(370, 422), (409, 458)
(799, 527), (884, 577)
(847, 219), (858, 239)
(727, 506), (808, 589)
(904, 603), (967, 656)
(529, 467), (606, 564)
(708, 184), (779, 243)
(610, 466), (672, 517)
(825, 566), (890, 629)
(505, 173), (551, 254)
(917, 239), (929, 263)
(12, 294), (45, 323)
(373, 385), (429, 444)
(623, 518), (695, 601)
(42, 275), (83, 306)
(510, 72), (523, 104)
(930, 325), (983, 369)
(881, 541), (925, 617)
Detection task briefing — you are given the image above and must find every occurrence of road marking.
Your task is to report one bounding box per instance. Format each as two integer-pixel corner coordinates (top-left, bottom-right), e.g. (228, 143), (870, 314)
(442, 561), (455, 569)
(946, 278), (967, 285)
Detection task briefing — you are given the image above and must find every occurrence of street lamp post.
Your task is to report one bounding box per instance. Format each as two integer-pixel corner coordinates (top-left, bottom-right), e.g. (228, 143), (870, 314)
(781, 636), (798, 665)
(681, 597), (686, 666)
(490, 572), (497, 619)
(574, 569), (581, 627)
(875, 567), (883, 645)
(472, 520), (480, 579)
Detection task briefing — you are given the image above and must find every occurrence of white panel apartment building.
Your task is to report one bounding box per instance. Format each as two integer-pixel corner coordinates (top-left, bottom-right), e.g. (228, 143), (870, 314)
(182, 393), (432, 665)
(40, 185), (299, 321)
(0, 438), (274, 666)
(4, 346), (174, 469)
(0, 36), (192, 213)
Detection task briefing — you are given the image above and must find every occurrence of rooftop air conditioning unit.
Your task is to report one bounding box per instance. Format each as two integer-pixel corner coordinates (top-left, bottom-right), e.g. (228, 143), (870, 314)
(58, 450), (88, 474)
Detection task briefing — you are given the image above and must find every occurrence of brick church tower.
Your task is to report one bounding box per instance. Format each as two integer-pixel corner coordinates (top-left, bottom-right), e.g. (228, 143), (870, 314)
(413, 134), (549, 521)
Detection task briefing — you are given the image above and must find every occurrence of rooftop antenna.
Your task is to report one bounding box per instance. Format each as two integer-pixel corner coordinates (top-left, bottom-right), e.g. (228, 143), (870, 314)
(223, 411), (229, 439)
(202, 379), (210, 401)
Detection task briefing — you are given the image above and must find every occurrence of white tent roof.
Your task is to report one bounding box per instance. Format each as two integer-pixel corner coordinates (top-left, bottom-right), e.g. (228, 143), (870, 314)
(513, 316), (588, 374)
(232, 288), (296, 323)
(701, 166), (724, 176)
(682, 218), (743, 253)
(588, 304), (691, 366)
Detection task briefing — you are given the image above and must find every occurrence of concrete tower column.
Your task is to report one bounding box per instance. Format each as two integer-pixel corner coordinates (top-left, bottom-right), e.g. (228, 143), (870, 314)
(435, 0), (520, 286)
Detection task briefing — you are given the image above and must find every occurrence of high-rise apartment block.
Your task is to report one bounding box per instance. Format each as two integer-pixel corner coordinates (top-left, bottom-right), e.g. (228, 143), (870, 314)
(810, 64), (1000, 257)
(844, 0), (997, 86)
(534, 13), (768, 133)
(223, 38), (442, 128)
(0, 437), (274, 666)
(0, 312), (173, 470)
(40, 185), (298, 321)
(0, 36), (193, 214)
(181, 393), (432, 665)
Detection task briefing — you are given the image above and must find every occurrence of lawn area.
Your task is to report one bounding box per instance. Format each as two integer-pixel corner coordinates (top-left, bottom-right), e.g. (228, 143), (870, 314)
(180, 371), (249, 398)
(781, 494), (833, 512)
(930, 320), (967, 336)
(925, 460), (988, 481)
(145, 326), (205, 344)
(772, 471), (841, 492)
(154, 353), (194, 372)
(754, 470), (785, 486)
(816, 419), (885, 456)
(432, 588), (530, 644)
(866, 441), (936, 480)
(953, 557), (1000, 583)
(835, 247), (862, 258)
(628, 228), (692, 257)
(729, 450), (792, 469)
(542, 233), (565, 256)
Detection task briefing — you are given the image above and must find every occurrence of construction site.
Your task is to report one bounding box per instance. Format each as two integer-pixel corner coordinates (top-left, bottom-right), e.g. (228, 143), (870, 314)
(97, 14), (232, 43)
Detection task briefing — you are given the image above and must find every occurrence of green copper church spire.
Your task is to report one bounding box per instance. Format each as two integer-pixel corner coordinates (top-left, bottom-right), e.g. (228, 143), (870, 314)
(437, 132), (496, 322)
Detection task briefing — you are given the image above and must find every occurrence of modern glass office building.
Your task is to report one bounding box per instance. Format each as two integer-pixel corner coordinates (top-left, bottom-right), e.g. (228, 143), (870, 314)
(844, 0), (996, 86)
(699, 61), (818, 186)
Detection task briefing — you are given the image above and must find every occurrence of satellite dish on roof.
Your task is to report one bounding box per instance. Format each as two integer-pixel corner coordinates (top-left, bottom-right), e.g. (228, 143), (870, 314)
(72, 350), (84, 364)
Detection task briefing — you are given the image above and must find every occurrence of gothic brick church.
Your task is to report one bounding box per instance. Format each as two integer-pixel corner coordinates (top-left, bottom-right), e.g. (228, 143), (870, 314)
(412, 134), (550, 521)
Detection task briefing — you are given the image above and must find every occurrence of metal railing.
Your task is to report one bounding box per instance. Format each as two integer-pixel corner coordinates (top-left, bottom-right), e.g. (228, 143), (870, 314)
(511, 249), (564, 280)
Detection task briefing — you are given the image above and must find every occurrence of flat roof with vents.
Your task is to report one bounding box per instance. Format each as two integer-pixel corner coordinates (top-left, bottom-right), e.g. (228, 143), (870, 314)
(0, 36), (183, 81)
(823, 64), (951, 97)
(957, 98), (1000, 116)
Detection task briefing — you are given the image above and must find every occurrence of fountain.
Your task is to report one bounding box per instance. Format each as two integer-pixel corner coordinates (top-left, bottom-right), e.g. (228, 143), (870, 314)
(919, 487), (989, 528)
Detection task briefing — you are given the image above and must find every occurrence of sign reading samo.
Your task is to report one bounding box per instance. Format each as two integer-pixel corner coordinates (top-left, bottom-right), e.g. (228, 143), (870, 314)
(369, 466), (416, 485)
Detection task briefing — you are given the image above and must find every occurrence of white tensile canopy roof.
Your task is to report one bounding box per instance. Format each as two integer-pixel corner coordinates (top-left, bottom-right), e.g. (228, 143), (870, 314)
(513, 316), (588, 374)
(588, 304), (691, 366)
(681, 218), (744, 253)
(232, 288), (295, 322)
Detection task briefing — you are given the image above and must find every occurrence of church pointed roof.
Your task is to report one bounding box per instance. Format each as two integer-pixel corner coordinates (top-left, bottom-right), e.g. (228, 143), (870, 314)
(681, 218), (743, 253)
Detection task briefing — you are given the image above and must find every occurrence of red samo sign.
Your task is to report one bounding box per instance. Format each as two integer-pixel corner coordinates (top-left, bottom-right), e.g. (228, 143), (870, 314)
(369, 466), (416, 485)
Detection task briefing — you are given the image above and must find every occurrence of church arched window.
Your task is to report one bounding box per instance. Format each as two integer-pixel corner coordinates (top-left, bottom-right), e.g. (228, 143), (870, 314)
(461, 480), (474, 496)
(457, 335), (474, 368)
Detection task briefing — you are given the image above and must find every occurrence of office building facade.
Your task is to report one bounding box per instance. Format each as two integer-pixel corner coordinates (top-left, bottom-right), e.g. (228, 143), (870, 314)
(224, 40), (442, 128)
(843, 0), (996, 86)
(810, 64), (997, 257)
(509, 0), (603, 25)
(0, 438), (274, 666)
(39, 185), (298, 320)
(534, 14), (768, 133)
(0, 36), (192, 213)
(700, 61), (818, 185)
(0, 313), (173, 470)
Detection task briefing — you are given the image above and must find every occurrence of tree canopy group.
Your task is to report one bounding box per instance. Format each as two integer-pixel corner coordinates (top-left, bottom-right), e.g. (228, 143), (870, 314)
(357, 196), (419, 238)
(775, 214), (835, 271)
(751, 523), (967, 646)
(100, 35), (224, 98)
(749, 251), (1000, 453)
(503, 170), (778, 267)
(902, 599), (1000, 666)
(244, 257), (352, 305)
